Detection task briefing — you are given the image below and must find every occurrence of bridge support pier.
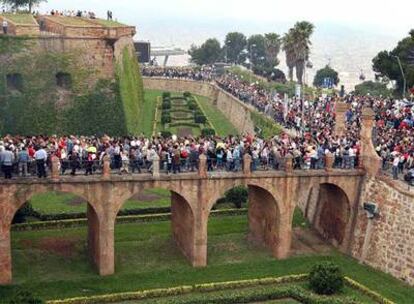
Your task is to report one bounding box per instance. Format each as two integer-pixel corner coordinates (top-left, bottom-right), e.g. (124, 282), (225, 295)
(87, 204), (115, 276)
(0, 227), (12, 285)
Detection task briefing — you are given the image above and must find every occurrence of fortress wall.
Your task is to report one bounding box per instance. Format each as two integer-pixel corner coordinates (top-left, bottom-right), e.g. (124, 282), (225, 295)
(351, 176), (414, 285)
(143, 77), (255, 134)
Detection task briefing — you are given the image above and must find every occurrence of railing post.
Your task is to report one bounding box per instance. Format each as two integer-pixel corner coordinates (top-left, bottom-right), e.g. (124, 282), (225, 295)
(102, 155), (111, 179)
(325, 151), (334, 172)
(284, 155), (293, 174)
(198, 154), (207, 178)
(243, 153), (252, 176)
(152, 153), (160, 178)
(51, 155), (60, 180)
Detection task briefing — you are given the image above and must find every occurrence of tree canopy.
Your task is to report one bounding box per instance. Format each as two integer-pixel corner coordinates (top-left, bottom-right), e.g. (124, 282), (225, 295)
(0, 0), (46, 12)
(354, 81), (393, 97)
(313, 65), (339, 87)
(372, 29), (414, 96)
(224, 32), (247, 64)
(188, 38), (222, 65)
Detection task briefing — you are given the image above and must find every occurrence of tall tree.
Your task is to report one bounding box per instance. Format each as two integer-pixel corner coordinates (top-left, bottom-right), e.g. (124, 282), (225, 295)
(313, 65), (340, 87)
(372, 30), (414, 95)
(282, 30), (296, 82)
(247, 34), (266, 68)
(224, 32), (247, 64)
(291, 21), (314, 84)
(264, 33), (281, 68)
(188, 38), (222, 65)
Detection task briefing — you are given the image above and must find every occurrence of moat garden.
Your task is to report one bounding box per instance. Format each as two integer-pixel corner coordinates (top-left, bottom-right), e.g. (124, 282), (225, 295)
(2, 188), (414, 303)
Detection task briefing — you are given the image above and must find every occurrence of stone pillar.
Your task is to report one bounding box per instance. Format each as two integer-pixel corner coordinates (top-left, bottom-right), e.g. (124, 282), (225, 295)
(171, 192), (195, 263)
(102, 155), (111, 179)
(0, 226), (11, 285)
(243, 153), (252, 176)
(51, 155), (60, 180)
(360, 107), (382, 176)
(198, 154), (207, 178)
(285, 155), (293, 174)
(87, 204), (115, 276)
(325, 152), (334, 172)
(335, 102), (350, 136)
(152, 154), (160, 178)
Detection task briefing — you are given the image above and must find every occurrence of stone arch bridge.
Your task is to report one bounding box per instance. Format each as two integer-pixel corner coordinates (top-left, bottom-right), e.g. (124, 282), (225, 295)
(0, 161), (365, 285)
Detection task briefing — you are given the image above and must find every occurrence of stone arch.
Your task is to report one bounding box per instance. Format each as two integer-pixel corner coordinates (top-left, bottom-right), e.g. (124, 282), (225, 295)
(114, 184), (197, 266)
(205, 181), (290, 261)
(314, 183), (351, 247)
(0, 184), (103, 284)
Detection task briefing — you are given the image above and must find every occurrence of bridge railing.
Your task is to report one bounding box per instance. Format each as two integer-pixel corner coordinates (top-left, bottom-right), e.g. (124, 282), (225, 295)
(1, 152), (366, 181)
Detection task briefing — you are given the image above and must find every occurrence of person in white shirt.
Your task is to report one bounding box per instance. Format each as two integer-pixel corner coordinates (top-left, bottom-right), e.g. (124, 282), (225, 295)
(34, 147), (48, 178)
(2, 20), (8, 35)
(392, 155), (400, 180)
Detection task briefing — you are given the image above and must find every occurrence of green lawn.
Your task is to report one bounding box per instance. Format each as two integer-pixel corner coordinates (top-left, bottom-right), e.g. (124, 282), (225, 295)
(4, 215), (414, 302)
(142, 90), (160, 136)
(28, 188), (171, 215)
(1, 13), (37, 25)
(93, 19), (126, 27)
(196, 95), (239, 136)
(47, 16), (97, 26)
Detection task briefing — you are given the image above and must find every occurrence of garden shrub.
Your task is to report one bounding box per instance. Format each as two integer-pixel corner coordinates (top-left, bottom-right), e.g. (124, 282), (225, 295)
(12, 203), (36, 224)
(162, 92), (171, 98)
(201, 128), (215, 136)
(161, 113), (171, 124)
(160, 131), (172, 138)
(195, 114), (206, 123)
(225, 186), (248, 209)
(309, 262), (344, 295)
(183, 91), (192, 98)
(162, 100), (171, 110)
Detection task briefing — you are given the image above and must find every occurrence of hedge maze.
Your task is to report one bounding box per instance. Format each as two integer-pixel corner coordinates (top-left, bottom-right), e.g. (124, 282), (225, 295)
(158, 91), (216, 137)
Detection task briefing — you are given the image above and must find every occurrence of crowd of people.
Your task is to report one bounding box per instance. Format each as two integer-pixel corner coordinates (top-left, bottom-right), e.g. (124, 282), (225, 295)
(141, 67), (214, 82)
(1, 67), (413, 184)
(141, 66), (414, 184)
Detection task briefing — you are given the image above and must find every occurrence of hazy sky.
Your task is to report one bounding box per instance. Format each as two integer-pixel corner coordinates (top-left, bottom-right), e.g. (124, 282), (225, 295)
(37, 0), (413, 38)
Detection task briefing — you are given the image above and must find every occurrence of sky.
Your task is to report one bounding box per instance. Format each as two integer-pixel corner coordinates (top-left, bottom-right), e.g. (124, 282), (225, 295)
(31, 0), (414, 89)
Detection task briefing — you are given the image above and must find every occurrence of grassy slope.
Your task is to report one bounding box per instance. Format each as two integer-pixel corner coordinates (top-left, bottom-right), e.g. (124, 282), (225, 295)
(117, 47), (144, 135)
(7, 216), (414, 302)
(1, 13), (37, 25)
(196, 95), (238, 136)
(142, 90), (160, 136)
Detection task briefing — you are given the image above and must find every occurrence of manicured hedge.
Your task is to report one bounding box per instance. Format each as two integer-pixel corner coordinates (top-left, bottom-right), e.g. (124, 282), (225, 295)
(11, 209), (248, 231)
(201, 128), (215, 136)
(45, 274), (394, 304)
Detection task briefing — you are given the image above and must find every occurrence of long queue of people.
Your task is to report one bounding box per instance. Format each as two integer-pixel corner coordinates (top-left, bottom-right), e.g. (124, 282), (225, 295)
(0, 132), (362, 180)
(141, 66), (413, 184)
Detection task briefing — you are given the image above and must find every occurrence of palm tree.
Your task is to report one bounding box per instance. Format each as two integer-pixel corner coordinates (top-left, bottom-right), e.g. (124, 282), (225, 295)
(282, 30), (296, 82)
(264, 33), (281, 68)
(290, 21), (315, 84)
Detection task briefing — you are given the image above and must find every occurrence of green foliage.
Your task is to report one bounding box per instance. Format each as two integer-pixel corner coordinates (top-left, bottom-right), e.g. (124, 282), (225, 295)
(247, 34), (266, 67)
(224, 32), (247, 64)
(225, 186), (248, 209)
(12, 203), (35, 224)
(201, 128), (215, 137)
(162, 92), (171, 99)
(372, 31), (414, 95)
(250, 111), (282, 138)
(188, 38), (222, 65)
(160, 130), (172, 138)
(0, 0), (46, 12)
(162, 100), (171, 110)
(354, 81), (393, 97)
(6, 288), (44, 304)
(161, 113), (171, 124)
(183, 91), (192, 98)
(309, 262), (344, 295)
(313, 65), (340, 87)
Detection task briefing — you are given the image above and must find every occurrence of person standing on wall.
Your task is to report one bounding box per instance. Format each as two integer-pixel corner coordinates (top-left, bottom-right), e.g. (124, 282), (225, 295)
(2, 19), (8, 35)
(0, 146), (14, 179)
(34, 146), (48, 178)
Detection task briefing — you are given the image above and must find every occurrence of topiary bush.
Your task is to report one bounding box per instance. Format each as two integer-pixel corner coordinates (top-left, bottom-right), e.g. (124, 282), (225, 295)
(201, 128), (215, 137)
(161, 113), (171, 124)
(160, 131), (172, 138)
(162, 92), (171, 98)
(195, 114), (207, 124)
(309, 262), (344, 295)
(183, 91), (192, 98)
(225, 186), (248, 209)
(162, 100), (171, 110)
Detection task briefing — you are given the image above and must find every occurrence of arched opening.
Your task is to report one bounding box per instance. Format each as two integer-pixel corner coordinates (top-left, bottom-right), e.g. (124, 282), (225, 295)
(114, 188), (195, 273)
(10, 190), (97, 283)
(207, 184), (287, 265)
(6, 73), (23, 92)
(56, 72), (72, 90)
(315, 183), (351, 247)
